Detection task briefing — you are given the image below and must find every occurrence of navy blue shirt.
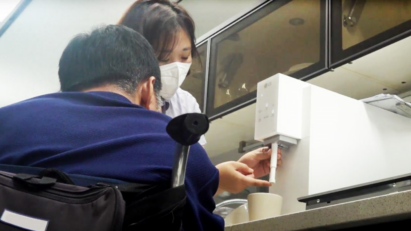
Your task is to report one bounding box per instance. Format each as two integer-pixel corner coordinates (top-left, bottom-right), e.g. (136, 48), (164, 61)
(0, 91), (224, 230)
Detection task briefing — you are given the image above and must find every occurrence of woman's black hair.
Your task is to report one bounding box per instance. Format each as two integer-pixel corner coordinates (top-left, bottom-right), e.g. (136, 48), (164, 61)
(118, 0), (199, 61)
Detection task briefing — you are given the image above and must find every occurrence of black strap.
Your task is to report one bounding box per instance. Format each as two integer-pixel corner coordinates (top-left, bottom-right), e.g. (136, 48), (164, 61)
(13, 173), (57, 187)
(0, 164), (128, 186)
(8, 167), (74, 188)
(40, 168), (74, 184)
(0, 165), (73, 187)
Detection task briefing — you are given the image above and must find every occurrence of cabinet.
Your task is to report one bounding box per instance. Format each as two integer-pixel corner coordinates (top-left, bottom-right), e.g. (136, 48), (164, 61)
(206, 0), (327, 119)
(188, 0), (411, 120)
(330, 0), (411, 67)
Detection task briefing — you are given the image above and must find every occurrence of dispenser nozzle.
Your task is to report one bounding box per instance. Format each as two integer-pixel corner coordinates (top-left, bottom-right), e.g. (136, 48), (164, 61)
(269, 141), (279, 183)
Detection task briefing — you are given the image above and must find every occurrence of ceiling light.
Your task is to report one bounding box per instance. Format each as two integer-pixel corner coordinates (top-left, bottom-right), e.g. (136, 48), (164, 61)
(0, 0), (21, 23)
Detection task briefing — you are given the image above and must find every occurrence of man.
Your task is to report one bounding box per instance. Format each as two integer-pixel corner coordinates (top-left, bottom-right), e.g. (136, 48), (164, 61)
(0, 25), (277, 230)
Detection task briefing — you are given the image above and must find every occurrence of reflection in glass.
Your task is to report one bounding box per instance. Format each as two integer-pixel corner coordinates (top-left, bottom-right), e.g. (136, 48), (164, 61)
(180, 42), (207, 111)
(212, 0), (321, 109)
(342, 0), (411, 50)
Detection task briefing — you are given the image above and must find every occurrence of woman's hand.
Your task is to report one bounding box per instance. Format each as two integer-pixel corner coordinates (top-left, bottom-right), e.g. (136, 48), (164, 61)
(214, 147), (282, 195)
(238, 147), (282, 179)
(215, 161), (272, 195)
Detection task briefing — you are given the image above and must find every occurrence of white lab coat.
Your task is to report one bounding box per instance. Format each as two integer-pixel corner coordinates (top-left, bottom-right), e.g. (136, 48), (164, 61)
(165, 88), (207, 145)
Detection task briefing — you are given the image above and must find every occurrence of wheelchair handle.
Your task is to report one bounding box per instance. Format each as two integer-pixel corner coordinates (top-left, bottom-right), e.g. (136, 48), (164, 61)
(166, 113), (209, 188)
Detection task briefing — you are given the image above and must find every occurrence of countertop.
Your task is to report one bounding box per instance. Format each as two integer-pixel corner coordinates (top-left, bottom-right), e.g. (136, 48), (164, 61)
(225, 189), (411, 230)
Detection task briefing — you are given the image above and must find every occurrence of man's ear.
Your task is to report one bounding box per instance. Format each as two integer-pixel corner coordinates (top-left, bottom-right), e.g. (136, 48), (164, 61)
(137, 76), (158, 111)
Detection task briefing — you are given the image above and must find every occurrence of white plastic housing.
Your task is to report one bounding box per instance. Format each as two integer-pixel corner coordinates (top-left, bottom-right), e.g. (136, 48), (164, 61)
(254, 73), (309, 141)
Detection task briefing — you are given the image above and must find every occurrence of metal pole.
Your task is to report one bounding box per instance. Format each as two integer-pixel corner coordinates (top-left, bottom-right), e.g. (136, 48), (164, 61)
(171, 144), (191, 188)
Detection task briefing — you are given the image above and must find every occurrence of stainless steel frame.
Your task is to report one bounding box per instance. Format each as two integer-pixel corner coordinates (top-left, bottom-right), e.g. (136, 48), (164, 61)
(203, 39), (211, 114)
(299, 173), (411, 210)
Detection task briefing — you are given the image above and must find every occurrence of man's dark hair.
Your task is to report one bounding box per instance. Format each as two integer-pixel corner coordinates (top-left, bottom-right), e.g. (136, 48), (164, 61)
(58, 24), (161, 95)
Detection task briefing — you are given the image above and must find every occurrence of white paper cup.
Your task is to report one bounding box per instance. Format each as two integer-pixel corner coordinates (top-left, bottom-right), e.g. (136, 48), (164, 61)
(247, 193), (282, 221)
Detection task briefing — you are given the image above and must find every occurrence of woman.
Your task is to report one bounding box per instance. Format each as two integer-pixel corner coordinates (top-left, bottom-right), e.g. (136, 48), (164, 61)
(118, 0), (281, 228)
(118, 0), (207, 143)
(118, 0), (280, 186)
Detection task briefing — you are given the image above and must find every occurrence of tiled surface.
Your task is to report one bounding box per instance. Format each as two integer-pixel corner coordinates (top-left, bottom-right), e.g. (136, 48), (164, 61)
(225, 190), (411, 231)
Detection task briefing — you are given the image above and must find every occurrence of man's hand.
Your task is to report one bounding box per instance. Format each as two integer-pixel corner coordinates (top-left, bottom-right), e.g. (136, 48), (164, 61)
(215, 161), (272, 195)
(238, 147), (282, 179)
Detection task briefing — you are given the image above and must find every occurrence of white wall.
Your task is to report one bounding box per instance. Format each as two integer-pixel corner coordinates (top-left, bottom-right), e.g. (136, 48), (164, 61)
(0, 0), (135, 107)
(0, 0), (262, 108)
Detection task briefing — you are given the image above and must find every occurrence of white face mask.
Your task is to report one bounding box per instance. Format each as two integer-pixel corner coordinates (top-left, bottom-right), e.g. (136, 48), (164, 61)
(159, 62), (191, 100)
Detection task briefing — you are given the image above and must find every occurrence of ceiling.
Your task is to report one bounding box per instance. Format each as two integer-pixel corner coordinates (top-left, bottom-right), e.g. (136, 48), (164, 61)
(204, 35), (411, 158)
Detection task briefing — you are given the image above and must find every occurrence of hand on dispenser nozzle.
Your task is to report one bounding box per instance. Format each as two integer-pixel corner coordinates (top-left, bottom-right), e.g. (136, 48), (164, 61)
(216, 161), (270, 194)
(215, 147), (282, 195)
(238, 147), (282, 179)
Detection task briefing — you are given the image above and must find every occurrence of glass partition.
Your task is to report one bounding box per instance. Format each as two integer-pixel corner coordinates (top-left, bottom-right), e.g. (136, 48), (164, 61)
(207, 0), (327, 118)
(331, 0), (411, 67)
(180, 42), (208, 112)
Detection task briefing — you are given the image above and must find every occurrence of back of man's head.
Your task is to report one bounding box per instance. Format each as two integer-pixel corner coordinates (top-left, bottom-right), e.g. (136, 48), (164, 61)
(58, 24), (161, 96)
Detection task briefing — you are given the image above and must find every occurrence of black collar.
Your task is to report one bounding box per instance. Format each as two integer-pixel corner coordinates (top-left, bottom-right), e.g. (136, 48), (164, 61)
(161, 101), (170, 113)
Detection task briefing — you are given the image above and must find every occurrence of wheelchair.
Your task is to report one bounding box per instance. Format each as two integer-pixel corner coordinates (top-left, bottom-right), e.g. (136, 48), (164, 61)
(0, 113), (209, 231)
